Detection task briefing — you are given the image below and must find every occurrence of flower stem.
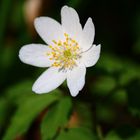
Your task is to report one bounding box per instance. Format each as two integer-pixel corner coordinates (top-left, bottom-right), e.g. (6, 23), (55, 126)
(96, 125), (104, 140)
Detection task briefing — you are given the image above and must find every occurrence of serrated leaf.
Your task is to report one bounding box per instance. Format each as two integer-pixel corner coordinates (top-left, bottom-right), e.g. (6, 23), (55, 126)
(56, 128), (97, 140)
(2, 90), (61, 140)
(41, 96), (72, 140)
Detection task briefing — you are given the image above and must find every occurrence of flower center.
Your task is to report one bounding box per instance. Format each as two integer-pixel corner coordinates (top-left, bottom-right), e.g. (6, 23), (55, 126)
(47, 33), (81, 70)
(63, 49), (72, 58)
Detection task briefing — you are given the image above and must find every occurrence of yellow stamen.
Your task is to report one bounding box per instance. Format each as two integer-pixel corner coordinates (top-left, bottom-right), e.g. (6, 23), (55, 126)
(47, 33), (81, 70)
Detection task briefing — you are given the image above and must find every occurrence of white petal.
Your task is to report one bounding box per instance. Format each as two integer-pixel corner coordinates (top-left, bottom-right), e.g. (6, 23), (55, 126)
(67, 65), (86, 97)
(82, 18), (95, 51)
(33, 67), (66, 94)
(19, 44), (52, 67)
(82, 44), (101, 67)
(61, 6), (82, 44)
(34, 17), (64, 46)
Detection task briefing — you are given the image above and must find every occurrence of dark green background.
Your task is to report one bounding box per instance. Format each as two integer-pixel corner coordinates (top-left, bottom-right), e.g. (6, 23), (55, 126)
(0, 0), (140, 140)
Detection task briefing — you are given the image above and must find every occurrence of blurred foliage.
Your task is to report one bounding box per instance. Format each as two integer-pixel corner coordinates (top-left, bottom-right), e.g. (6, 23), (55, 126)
(41, 97), (72, 140)
(0, 0), (140, 140)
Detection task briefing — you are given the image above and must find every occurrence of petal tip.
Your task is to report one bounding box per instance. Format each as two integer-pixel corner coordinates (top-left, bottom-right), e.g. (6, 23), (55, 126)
(86, 17), (94, 25)
(34, 17), (39, 23)
(61, 5), (69, 10)
(96, 44), (101, 51)
(87, 17), (92, 22)
(34, 17), (41, 27)
(69, 88), (81, 97)
(18, 46), (26, 62)
(70, 92), (79, 97)
(32, 85), (43, 94)
(63, 5), (68, 8)
(34, 17), (46, 27)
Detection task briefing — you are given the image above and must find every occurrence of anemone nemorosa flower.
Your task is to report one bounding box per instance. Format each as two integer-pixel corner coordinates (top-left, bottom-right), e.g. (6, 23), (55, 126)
(19, 5), (101, 97)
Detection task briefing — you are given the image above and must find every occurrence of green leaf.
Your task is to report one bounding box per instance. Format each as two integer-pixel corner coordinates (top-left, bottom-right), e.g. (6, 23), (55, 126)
(105, 131), (121, 140)
(41, 96), (72, 140)
(97, 53), (123, 74)
(110, 89), (128, 104)
(2, 90), (61, 140)
(91, 76), (116, 96)
(5, 80), (33, 105)
(119, 66), (140, 86)
(56, 128), (97, 140)
(0, 98), (9, 128)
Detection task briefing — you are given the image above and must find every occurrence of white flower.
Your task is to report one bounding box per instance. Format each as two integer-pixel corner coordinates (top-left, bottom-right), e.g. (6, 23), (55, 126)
(19, 5), (101, 97)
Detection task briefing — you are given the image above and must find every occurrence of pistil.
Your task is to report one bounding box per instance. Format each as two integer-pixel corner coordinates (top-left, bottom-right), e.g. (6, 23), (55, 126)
(47, 33), (81, 70)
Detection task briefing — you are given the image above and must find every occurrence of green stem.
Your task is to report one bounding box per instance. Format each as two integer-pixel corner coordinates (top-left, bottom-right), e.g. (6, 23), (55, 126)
(96, 125), (104, 140)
